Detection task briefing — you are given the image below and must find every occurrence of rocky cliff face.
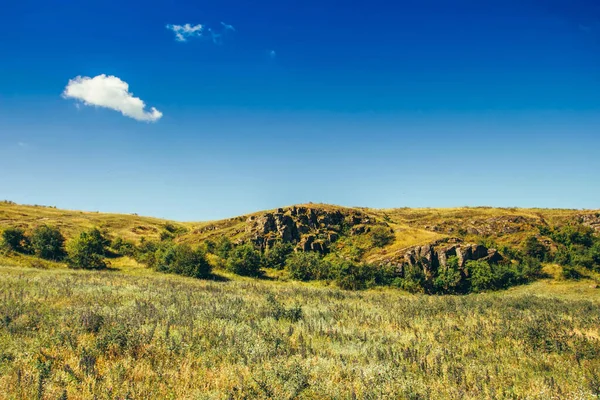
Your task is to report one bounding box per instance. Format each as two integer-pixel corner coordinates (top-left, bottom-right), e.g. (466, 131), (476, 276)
(578, 213), (600, 233)
(398, 238), (503, 279)
(245, 206), (386, 252)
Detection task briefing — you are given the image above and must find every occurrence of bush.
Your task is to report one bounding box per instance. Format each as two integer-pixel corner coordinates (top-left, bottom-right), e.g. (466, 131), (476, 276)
(1, 227), (30, 253)
(466, 260), (496, 292)
(329, 259), (378, 290)
(86, 228), (110, 256)
(227, 243), (263, 277)
(31, 225), (66, 260)
(265, 241), (293, 270)
(216, 237), (233, 259)
(111, 237), (136, 257)
(370, 226), (395, 248)
(170, 244), (211, 278)
(286, 251), (327, 281)
(396, 263), (427, 293)
(433, 256), (464, 294)
(562, 265), (583, 280)
(523, 236), (547, 261)
(67, 230), (109, 270)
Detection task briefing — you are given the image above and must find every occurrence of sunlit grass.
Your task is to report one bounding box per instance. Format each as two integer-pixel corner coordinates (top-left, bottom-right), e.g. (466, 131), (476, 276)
(1, 262), (599, 399)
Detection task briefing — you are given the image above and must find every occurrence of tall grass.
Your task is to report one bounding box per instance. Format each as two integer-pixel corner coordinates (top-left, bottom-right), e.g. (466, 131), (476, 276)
(0, 265), (599, 399)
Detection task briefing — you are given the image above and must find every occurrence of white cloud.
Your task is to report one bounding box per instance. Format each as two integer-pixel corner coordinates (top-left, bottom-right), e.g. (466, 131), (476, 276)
(221, 22), (235, 31)
(269, 50), (276, 59)
(166, 23), (204, 42)
(62, 75), (163, 122)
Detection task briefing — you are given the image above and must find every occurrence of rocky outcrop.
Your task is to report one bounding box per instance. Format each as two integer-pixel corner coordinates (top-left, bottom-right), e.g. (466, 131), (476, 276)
(578, 213), (600, 233)
(401, 239), (503, 278)
(245, 206), (387, 252)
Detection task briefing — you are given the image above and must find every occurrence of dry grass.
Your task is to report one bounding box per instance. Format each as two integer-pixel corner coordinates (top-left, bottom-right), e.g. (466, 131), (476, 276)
(1, 261), (599, 399)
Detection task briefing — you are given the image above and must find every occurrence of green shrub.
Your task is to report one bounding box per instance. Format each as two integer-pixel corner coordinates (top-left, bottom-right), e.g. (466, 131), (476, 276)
(85, 228), (111, 256)
(329, 260), (377, 290)
(265, 241), (293, 270)
(227, 243), (263, 277)
(562, 265), (583, 280)
(31, 225), (66, 260)
(111, 237), (136, 257)
(433, 256), (463, 294)
(170, 244), (211, 278)
(369, 226), (395, 248)
(523, 236), (548, 261)
(396, 264), (427, 293)
(67, 230), (109, 270)
(285, 251), (327, 281)
(466, 260), (495, 292)
(216, 237), (233, 259)
(1, 227), (30, 253)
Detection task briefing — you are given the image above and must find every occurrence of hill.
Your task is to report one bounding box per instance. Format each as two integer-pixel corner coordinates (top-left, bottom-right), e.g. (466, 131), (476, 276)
(2, 201), (600, 398)
(2, 200), (599, 268)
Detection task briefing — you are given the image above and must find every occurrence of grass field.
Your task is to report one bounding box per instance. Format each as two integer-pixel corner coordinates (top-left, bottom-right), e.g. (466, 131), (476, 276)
(1, 260), (599, 399)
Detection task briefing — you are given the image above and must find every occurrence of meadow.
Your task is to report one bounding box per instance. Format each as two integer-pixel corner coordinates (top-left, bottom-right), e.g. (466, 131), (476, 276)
(1, 261), (599, 399)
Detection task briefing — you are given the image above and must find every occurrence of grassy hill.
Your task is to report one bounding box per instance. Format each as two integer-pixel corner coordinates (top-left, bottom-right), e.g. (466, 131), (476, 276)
(1, 201), (600, 398)
(2, 200), (598, 270)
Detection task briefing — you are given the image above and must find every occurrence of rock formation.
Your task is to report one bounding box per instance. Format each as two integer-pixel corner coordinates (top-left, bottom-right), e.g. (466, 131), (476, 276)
(244, 206), (387, 252)
(400, 238), (503, 278)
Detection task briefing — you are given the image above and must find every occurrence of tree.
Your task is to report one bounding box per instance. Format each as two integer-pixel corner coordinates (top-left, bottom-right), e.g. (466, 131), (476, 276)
(226, 243), (262, 277)
(31, 225), (66, 260)
(1, 227), (30, 253)
(285, 251), (326, 281)
(67, 230), (109, 269)
(265, 241), (293, 270)
(216, 237), (233, 259)
(170, 244), (211, 278)
(85, 228), (110, 256)
(433, 256), (463, 293)
(466, 260), (494, 292)
(522, 236), (547, 261)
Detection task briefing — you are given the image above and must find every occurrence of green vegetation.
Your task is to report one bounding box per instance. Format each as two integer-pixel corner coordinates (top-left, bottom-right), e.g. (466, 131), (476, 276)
(31, 225), (66, 261)
(264, 241), (293, 270)
(66, 229), (110, 270)
(226, 243), (263, 277)
(1, 227), (30, 253)
(0, 265), (599, 399)
(2, 202), (600, 398)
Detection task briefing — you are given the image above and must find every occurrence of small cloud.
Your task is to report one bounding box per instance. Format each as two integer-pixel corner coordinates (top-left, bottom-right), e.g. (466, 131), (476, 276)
(221, 22), (235, 32)
(17, 142), (28, 148)
(62, 74), (163, 123)
(168, 22), (234, 45)
(166, 23), (204, 42)
(269, 50), (276, 59)
(208, 28), (223, 44)
(579, 24), (592, 33)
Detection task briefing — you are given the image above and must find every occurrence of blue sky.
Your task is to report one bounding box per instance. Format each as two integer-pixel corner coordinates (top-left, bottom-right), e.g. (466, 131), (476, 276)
(0, 0), (598, 220)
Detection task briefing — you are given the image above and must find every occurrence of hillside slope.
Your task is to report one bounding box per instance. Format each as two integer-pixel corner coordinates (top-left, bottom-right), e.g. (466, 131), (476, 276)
(1, 201), (599, 268)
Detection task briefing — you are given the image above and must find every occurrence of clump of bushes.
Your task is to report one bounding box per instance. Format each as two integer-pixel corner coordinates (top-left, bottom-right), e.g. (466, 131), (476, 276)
(396, 256), (543, 294)
(135, 240), (212, 279)
(538, 224), (600, 277)
(2, 225), (67, 261)
(284, 251), (392, 290)
(1, 227), (30, 253)
(226, 243), (262, 277)
(264, 241), (293, 270)
(67, 229), (111, 270)
(31, 225), (66, 261)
